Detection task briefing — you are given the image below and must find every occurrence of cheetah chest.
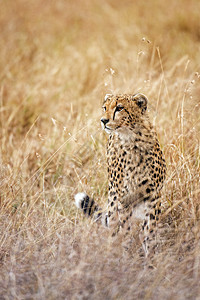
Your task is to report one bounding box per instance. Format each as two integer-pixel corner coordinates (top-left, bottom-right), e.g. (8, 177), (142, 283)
(107, 134), (147, 201)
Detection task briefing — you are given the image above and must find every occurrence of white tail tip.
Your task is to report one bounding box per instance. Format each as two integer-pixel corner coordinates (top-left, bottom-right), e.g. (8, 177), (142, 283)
(74, 192), (87, 208)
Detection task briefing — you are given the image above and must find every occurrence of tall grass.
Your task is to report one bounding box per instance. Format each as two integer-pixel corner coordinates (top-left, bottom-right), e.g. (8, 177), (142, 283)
(0, 0), (200, 299)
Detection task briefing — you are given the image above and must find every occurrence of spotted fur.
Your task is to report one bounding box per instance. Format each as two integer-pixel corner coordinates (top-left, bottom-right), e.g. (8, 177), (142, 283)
(75, 93), (166, 257)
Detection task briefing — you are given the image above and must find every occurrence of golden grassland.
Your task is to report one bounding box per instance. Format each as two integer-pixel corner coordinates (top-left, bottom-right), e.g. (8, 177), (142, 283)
(0, 0), (200, 298)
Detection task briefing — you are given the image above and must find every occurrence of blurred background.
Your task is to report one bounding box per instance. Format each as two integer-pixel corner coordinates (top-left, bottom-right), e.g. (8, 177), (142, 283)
(0, 0), (200, 298)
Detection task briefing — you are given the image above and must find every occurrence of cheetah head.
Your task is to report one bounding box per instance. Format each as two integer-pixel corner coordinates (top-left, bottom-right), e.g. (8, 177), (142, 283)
(101, 93), (148, 134)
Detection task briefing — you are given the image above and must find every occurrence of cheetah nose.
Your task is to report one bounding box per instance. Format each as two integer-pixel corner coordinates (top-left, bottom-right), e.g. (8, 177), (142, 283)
(101, 118), (109, 125)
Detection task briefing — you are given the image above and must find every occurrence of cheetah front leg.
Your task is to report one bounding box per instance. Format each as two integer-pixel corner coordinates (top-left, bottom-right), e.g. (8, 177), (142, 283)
(142, 198), (161, 258)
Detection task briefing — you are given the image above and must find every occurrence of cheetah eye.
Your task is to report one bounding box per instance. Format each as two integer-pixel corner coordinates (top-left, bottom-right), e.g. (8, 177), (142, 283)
(115, 105), (124, 112)
(102, 106), (106, 112)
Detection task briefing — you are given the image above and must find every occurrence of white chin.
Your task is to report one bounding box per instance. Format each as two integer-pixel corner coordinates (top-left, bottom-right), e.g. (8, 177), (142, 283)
(101, 123), (112, 134)
(105, 128), (111, 134)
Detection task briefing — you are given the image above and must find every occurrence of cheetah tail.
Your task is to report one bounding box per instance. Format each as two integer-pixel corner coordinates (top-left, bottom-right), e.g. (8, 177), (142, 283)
(75, 192), (105, 222)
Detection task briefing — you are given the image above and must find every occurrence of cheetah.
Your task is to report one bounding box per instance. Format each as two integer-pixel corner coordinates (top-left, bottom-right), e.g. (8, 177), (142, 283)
(75, 93), (166, 257)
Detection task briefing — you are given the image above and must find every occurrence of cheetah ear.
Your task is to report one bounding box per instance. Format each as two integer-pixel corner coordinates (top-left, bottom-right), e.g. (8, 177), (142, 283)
(132, 93), (148, 111)
(104, 94), (113, 102)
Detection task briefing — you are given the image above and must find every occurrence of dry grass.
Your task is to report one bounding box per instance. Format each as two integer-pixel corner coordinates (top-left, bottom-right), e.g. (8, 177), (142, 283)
(0, 0), (200, 299)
